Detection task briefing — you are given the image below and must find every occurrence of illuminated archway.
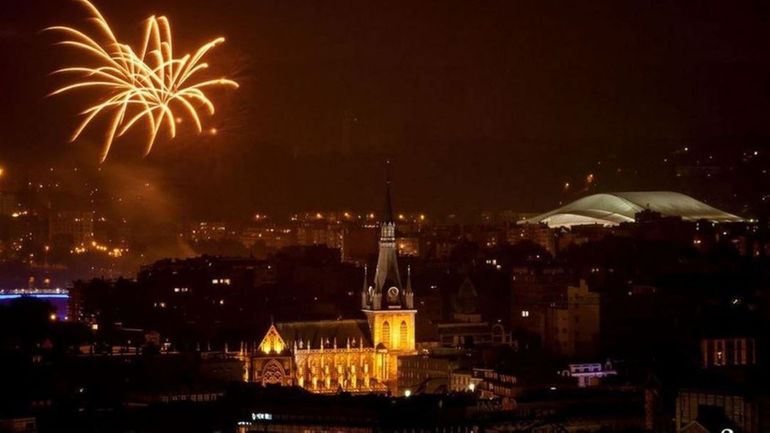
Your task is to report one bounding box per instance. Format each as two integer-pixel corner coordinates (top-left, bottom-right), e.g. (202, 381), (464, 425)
(261, 359), (286, 385)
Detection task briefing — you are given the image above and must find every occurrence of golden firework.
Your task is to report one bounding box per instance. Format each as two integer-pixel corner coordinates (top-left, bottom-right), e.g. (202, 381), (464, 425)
(47, 0), (238, 161)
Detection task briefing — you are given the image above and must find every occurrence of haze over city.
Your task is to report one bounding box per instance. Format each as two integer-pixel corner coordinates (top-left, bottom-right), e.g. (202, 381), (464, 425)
(1, 1), (770, 433)
(2, 0), (770, 218)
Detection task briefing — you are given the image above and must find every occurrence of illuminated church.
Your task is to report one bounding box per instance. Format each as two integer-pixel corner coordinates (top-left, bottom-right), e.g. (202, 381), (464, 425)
(245, 182), (417, 393)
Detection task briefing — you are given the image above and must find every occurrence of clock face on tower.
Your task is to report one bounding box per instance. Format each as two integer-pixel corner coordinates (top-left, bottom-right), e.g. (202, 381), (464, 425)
(387, 286), (399, 302)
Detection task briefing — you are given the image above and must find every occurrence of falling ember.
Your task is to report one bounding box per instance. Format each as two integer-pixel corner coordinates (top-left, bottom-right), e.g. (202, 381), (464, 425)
(46, 0), (238, 162)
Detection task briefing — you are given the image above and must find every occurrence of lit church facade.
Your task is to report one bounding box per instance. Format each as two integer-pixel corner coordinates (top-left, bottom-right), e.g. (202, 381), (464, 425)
(244, 183), (417, 394)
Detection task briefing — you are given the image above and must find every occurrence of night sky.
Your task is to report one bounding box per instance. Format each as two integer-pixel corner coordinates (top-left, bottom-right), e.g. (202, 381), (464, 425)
(1, 0), (770, 217)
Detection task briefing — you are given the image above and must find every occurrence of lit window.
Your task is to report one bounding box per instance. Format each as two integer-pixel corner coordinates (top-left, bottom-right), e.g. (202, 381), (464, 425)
(382, 322), (390, 347)
(521, 310), (529, 318)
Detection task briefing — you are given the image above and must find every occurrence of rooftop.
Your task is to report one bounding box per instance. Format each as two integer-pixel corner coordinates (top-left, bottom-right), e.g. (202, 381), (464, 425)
(522, 191), (744, 228)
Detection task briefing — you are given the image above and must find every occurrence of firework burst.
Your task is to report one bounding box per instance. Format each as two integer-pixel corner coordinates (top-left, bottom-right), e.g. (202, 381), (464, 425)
(47, 0), (238, 162)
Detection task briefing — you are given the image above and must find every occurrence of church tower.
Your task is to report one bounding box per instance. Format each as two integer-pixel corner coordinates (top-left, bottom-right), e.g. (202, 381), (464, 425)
(361, 176), (417, 386)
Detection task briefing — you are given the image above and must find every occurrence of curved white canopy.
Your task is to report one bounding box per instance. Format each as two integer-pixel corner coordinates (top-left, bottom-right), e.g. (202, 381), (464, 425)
(522, 191), (743, 228)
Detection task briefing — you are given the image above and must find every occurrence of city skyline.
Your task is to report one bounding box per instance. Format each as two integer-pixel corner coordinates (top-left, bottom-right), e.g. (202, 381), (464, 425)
(1, 3), (770, 432)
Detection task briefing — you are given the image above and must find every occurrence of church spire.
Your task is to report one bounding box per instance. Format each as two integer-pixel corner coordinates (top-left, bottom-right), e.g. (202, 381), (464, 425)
(367, 168), (403, 310)
(406, 265), (413, 293)
(383, 159), (394, 223)
(360, 265), (369, 309)
(383, 178), (394, 224)
(405, 265), (414, 309)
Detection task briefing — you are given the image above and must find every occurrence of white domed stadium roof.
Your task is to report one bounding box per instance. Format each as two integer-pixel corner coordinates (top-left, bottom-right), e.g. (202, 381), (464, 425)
(522, 191), (743, 228)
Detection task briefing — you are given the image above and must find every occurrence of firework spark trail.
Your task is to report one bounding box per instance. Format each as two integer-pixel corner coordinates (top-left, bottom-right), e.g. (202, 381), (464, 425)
(47, 0), (238, 162)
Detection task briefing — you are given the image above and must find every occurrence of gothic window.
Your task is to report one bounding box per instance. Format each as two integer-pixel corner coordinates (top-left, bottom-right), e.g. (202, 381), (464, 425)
(261, 359), (286, 385)
(382, 321), (390, 347)
(400, 321), (408, 349)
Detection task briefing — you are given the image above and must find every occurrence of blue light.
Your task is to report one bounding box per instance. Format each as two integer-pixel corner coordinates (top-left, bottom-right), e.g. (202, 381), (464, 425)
(0, 294), (70, 300)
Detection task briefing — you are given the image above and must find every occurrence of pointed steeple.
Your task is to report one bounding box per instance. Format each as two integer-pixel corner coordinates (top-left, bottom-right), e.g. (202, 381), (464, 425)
(371, 170), (402, 309)
(406, 265), (413, 293)
(384, 180), (394, 224)
(383, 159), (394, 223)
(361, 265), (370, 309)
(405, 265), (414, 309)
